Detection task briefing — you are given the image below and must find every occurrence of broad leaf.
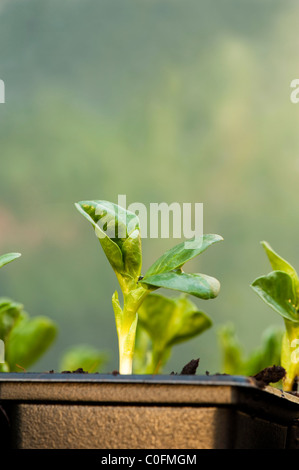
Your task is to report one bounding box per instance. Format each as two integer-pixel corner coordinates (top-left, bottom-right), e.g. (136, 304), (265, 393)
(167, 306), (212, 348)
(261, 241), (299, 299)
(5, 316), (57, 371)
(0, 252), (21, 269)
(143, 234), (223, 278)
(251, 271), (299, 322)
(0, 298), (25, 340)
(75, 201), (142, 279)
(138, 294), (212, 349)
(140, 271), (220, 299)
(137, 294), (212, 373)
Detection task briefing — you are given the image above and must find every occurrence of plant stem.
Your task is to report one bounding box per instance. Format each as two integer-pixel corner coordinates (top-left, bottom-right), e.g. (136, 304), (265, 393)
(281, 320), (299, 391)
(112, 285), (149, 374)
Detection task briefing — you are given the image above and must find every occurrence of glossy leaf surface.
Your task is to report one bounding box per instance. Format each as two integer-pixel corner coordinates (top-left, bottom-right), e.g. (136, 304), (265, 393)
(141, 271), (220, 299)
(251, 271), (299, 322)
(75, 200), (142, 279)
(261, 241), (299, 298)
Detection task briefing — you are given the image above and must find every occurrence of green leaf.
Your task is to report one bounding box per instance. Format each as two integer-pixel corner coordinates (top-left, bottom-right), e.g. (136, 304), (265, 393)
(140, 271), (220, 299)
(218, 323), (244, 375)
(0, 298), (25, 341)
(251, 271), (299, 322)
(137, 293), (212, 373)
(167, 300), (212, 347)
(244, 326), (283, 375)
(5, 316), (57, 371)
(143, 234), (223, 278)
(59, 344), (108, 373)
(0, 253), (21, 269)
(261, 241), (299, 298)
(75, 200), (142, 279)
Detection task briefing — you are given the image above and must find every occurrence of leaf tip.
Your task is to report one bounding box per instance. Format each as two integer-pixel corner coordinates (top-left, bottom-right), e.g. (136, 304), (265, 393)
(260, 240), (270, 249)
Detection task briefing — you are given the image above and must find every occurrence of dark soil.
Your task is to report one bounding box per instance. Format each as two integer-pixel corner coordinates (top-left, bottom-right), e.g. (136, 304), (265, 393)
(55, 359), (201, 376)
(46, 361), (288, 389)
(61, 368), (88, 374)
(179, 358), (200, 375)
(251, 365), (286, 388)
(170, 358), (200, 375)
(47, 368), (89, 374)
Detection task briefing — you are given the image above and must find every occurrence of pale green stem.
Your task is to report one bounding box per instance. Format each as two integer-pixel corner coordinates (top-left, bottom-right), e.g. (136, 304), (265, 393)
(113, 285), (150, 374)
(281, 319), (299, 391)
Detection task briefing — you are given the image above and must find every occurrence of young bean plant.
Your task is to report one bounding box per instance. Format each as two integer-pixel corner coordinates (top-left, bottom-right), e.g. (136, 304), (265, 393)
(251, 241), (299, 391)
(218, 323), (283, 377)
(75, 200), (223, 374)
(0, 252), (57, 372)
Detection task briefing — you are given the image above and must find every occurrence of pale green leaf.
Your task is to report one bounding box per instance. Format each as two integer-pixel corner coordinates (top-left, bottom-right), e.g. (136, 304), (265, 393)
(0, 253), (21, 269)
(137, 294), (212, 373)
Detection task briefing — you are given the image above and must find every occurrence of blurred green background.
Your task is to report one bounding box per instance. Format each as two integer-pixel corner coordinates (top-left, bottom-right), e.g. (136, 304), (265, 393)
(0, 0), (298, 374)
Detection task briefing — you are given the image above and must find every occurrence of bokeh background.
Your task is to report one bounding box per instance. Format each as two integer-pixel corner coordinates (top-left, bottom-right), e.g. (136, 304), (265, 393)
(0, 0), (298, 374)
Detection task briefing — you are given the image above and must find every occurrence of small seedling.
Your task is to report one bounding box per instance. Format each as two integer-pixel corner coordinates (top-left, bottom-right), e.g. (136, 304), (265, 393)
(59, 344), (108, 373)
(75, 200), (223, 374)
(251, 241), (299, 391)
(134, 293), (212, 374)
(218, 323), (283, 377)
(0, 252), (57, 372)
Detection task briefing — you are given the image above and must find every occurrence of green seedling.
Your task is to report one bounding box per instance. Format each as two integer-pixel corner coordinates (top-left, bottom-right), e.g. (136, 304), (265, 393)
(0, 252), (57, 372)
(251, 241), (299, 391)
(75, 200), (223, 374)
(133, 293), (212, 374)
(59, 344), (108, 373)
(218, 323), (283, 377)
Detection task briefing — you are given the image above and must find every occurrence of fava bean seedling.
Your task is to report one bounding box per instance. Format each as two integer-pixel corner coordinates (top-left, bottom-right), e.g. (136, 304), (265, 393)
(0, 252), (57, 372)
(75, 200), (223, 374)
(251, 241), (299, 391)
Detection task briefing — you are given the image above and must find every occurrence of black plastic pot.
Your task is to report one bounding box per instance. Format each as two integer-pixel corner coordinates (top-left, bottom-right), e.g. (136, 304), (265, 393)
(0, 373), (299, 449)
